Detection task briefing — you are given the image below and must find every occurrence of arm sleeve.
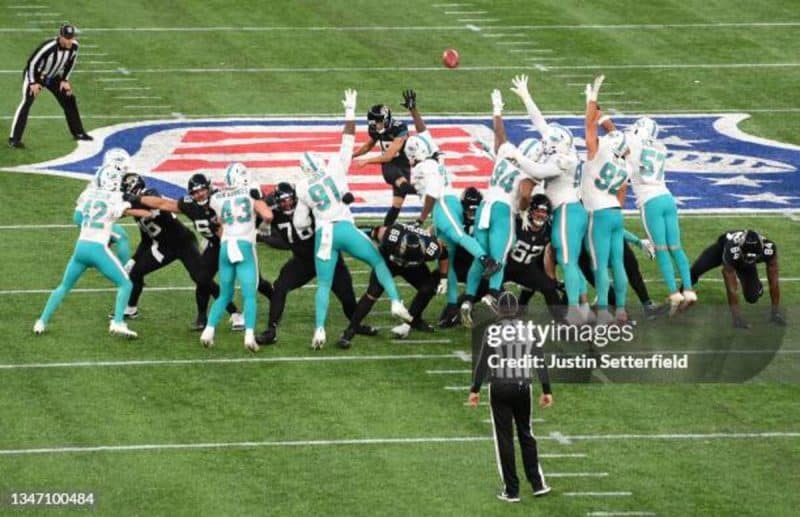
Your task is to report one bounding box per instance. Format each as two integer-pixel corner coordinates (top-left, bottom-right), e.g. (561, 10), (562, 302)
(623, 230), (641, 246)
(339, 134), (355, 171)
(515, 155), (562, 180)
(522, 97), (549, 136)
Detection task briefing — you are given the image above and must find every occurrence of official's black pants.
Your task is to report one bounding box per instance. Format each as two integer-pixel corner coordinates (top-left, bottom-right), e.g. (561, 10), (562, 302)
(10, 79), (87, 142)
(268, 254), (357, 327)
(691, 239), (763, 303)
(489, 382), (547, 497)
(347, 263), (438, 331)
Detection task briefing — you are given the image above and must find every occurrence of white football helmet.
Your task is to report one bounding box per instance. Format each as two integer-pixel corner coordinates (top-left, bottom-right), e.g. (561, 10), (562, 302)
(103, 147), (131, 173)
(300, 152), (326, 179)
(630, 117), (659, 140)
(604, 130), (629, 158)
(545, 123), (574, 155)
(95, 165), (122, 192)
(518, 138), (543, 161)
(404, 134), (435, 165)
(224, 162), (251, 188)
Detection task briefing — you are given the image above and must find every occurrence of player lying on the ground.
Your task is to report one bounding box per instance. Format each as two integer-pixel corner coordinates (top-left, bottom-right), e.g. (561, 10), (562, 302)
(337, 222), (443, 348)
(135, 173), (274, 330)
(507, 74), (590, 324)
(34, 165), (148, 338)
(294, 89), (413, 349)
(352, 92), (416, 225)
(253, 182), (377, 345)
(460, 89), (538, 327)
(199, 163), (273, 351)
(690, 230), (784, 328)
(582, 75), (631, 325)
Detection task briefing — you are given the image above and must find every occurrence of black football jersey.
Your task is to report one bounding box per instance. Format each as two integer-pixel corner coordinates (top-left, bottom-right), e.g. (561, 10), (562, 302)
(130, 188), (194, 244)
(379, 223), (440, 266)
(368, 120), (410, 166)
(721, 230), (777, 267)
(508, 217), (552, 266)
(178, 193), (220, 244)
(268, 206), (316, 259)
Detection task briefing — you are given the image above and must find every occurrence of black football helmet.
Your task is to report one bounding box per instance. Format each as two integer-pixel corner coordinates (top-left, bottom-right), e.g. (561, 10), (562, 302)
(274, 182), (297, 214)
(741, 230), (764, 264)
(121, 172), (145, 196)
(529, 194), (552, 229)
(393, 230), (424, 267)
(367, 104), (392, 133)
(187, 173), (212, 205)
(461, 186), (483, 223)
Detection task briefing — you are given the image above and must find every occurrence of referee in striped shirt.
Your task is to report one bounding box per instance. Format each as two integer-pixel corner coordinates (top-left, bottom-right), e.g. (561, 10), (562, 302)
(9, 23), (92, 149)
(469, 292), (553, 503)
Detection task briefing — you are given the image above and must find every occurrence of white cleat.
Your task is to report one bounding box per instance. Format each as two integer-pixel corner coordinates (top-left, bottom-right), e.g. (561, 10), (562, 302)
(460, 301), (473, 328)
(668, 292), (685, 316)
(200, 326), (215, 348)
(680, 290), (698, 311)
(311, 327), (326, 350)
(595, 309), (615, 326)
(33, 319), (46, 335)
(565, 305), (585, 326)
(244, 330), (260, 353)
(229, 312), (245, 331)
(615, 308), (629, 324)
(109, 321), (138, 339)
(391, 300), (413, 323)
(391, 323), (411, 339)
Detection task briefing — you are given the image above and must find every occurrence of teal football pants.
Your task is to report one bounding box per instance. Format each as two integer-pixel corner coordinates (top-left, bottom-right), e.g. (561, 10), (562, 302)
(207, 240), (259, 330)
(467, 201), (514, 294)
(586, 207), (628, 309)
(73, 210), (130, 265)
(40, 240), (132, 325)
(552, 202), (589, 306)
(314, 221), (399, 328)
(641, 193), (692, 293)
(433, 195), (487, 304)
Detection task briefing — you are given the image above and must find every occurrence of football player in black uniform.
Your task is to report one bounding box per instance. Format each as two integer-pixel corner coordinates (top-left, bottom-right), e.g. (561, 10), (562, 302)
(353, 96), (415, 226)
(337, 223), (442, 348)
(135, 173), (273, 329)
(254, 182), (377, 345)
(690, 230), (784, 328)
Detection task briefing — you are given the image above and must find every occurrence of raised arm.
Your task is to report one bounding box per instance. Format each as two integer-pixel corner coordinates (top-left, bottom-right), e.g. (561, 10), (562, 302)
(491, 89), (507, 152)
(402, 89), (426, 133)
(509, 74), (548, 136)
(584, 75), (605, 160)
(339, 88), (357, 170)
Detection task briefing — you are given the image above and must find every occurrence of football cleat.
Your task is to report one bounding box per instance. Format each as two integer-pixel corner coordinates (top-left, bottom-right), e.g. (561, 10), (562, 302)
(109, 321), (138, 339)
(391, 323), (411, 339)
(643, 302), (669, 320)
(255, 326), (277, 345)
(33, 319), (45, 335)
(200, 327), (215, 347)
(190, 318), (207, 331)
(311, 327), (326, 350)
(244, 330), (260, 353)
(391, 300), (413, 323)
(229, 312), (245, 331)
(681, 290), (698, 311)
(460, 301), (474, 328)
(533, 486), (552, 497)
(615, 308), (629, 324)
(595, 309), (615, 326)
(109, 306), (139, 320)
(668, 292), (685, 316)
(496, 491), (520, 503)
(565, 305), (585, 326)
(438, 303), (461, 328)
(479, 256), (502, 279)
(355, 324), (379, 336)
(410, 319), (435, 333)
(337, 328), (355, 349)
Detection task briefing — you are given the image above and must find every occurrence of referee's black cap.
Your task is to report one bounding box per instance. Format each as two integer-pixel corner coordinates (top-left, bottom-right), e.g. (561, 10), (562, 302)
(59, 23), (76, 39)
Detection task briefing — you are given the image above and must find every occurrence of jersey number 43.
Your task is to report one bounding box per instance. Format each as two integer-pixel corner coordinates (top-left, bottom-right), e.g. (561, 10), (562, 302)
(221, 197), (252, 224)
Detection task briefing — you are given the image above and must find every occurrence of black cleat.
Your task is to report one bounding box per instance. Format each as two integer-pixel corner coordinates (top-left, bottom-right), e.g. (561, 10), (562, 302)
(190, 317), (207, 331)
(355, 324), (379, 336)
(337, 328), (355, 349)
(643, 302), (670, 320)
(74, 133), (94, 141)
(479, 255), (502, 279)
(410, 318), (435, 332)
(438, 303), (460, 328)
(255, 326), (277, 345)
(496, 491), (520, 503)
(8, 138), (24, 149)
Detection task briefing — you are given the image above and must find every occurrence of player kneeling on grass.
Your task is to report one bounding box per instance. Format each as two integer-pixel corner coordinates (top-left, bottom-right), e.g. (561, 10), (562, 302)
(690, 230), (785, 328)
(34, 165), (147, 338)
(200, 163), (273, 352)
(293, 89), (413, 349)
(337, 223), (443, 348)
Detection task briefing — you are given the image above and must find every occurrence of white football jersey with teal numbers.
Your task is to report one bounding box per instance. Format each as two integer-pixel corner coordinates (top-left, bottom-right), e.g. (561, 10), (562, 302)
(296, 155), (354, 225)
(581, 140), (630, 211)
(210, 187), (259, 242)
(75, 187), (130, 244)
(484, 157), (529, 213)
(626, 136), (670, 208)
(412, 158), (454, 201)
(542, 151), (582, 209)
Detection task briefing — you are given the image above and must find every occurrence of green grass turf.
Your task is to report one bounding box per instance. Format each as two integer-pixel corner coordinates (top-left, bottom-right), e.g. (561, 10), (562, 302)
(1, 1), (799, 515)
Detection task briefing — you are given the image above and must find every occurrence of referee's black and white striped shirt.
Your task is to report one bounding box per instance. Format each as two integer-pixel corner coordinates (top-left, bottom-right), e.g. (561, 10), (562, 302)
(24, 38), (79, 85)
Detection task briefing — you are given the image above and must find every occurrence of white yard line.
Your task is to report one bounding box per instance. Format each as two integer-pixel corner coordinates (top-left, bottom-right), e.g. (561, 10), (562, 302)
(426, 369), (471, 374)
(587, 513), (656, 516)
(103, 87), (151, 90)
(565, 492), (633, 497)
(547, 472), (609, 478)
(0, 353), (464, 371)
(114, 96), (163, 100)
(123, 105), (171, 109)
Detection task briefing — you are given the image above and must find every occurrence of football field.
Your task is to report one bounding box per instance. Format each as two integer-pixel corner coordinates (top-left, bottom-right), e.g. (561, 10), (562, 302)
(1, 1), (800, 515)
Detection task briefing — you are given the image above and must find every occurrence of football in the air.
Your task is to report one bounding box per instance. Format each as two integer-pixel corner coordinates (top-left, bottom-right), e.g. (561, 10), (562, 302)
(442, 48), (460, 68)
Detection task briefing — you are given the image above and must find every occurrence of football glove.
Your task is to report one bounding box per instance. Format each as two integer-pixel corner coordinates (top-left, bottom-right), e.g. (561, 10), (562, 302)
(585, 74), (605, 104)
(342, 192), (355, 205)
(520, 209), (532, 231)
(436, 277), (448, 296)
(342, 89), (357, 117)
(402, 89), (417, 110)
(509, 74), (531, 101)
(640, 239), (656, 260)
(770, 308), (787, 326)
(491, 89), (504, 116)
